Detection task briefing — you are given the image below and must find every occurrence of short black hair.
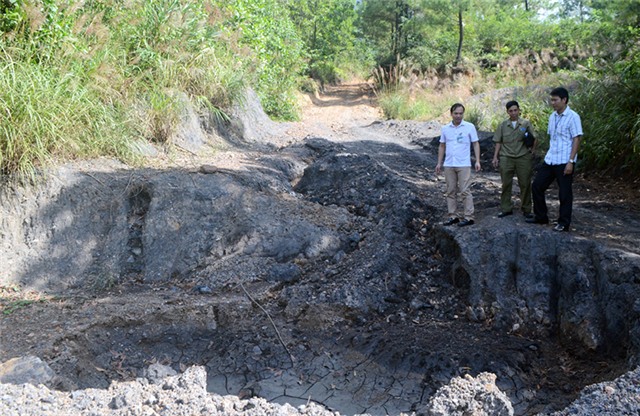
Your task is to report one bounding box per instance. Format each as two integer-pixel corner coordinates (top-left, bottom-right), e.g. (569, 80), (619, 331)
(450, 103), (465, 113)
(506, 100), (519, 110)
(550, 87), (569, 103)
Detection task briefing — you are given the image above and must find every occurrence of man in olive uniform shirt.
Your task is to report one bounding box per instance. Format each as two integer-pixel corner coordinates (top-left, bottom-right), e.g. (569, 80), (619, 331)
(492, 100), (537, 218)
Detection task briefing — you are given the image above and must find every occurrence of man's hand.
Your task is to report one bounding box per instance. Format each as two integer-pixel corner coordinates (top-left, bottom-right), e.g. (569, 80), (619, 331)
(492, 157), (499, 169)
(435, 163), (442, 175)
(475, 161), (481, 172)
(564, 162), (574, 175)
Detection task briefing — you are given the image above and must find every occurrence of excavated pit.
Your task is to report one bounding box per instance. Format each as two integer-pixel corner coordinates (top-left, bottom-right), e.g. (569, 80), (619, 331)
(30, 257), (628, 416)
(1, 136), (639, 415)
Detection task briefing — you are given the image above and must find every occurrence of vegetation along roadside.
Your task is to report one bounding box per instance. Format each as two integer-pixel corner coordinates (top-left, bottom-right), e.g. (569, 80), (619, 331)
(0, 0), (638, 180)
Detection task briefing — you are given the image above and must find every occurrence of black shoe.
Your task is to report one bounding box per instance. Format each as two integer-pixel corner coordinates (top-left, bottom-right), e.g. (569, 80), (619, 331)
(458, 219), (475, 227)
(497, 211), (513, 218)
(525, 217), (549, 224)
(523, 213), (534, 219)
(553, 223), (570, 232)
(443, 217), (460, 226)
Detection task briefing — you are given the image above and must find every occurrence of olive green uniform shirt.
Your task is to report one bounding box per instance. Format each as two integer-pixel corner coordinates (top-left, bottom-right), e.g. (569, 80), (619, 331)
(493, 118), (536, 158)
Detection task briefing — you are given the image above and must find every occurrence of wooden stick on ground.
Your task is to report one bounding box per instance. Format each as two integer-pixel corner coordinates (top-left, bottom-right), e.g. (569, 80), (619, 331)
(239, 282), (296, 366)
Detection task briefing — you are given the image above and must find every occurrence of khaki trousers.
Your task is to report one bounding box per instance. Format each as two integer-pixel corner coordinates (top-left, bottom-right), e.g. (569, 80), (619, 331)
(444, 167), (474, 220)
(499, 153), (533, 214)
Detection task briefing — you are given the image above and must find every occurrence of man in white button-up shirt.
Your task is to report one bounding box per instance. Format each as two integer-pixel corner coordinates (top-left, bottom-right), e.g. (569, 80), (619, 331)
(526, 87), (583, 232)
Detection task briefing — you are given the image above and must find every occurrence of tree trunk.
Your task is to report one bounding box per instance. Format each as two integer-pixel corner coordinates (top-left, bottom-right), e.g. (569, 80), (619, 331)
(393, 0), (401, 58)
(454, 9), (463, 66)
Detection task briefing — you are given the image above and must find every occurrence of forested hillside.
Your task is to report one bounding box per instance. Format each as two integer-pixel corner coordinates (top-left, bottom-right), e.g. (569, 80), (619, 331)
(0, 0), (638, 178)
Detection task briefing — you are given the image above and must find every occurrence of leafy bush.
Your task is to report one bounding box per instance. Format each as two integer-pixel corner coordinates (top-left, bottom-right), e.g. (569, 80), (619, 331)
(464, 107), (485, 130)
(0, 0), (24, 33)
(574, 56), (640, 176)
(218, 0), (304, 120)
(287, 0), (364, 85)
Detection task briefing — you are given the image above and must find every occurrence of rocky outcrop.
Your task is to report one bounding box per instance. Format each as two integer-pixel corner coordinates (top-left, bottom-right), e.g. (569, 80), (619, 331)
(545, 366), (640, 415)
(435, 224), (640, 362)
(0, 154), (340, 291)
(0, 365), (336, 416)
(424, 372), (514, 416)
(0, 356), (55, 386)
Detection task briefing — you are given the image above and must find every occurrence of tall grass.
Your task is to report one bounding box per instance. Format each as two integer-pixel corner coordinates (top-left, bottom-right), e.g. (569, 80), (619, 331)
(373, 57), (453, 121)
(0, 0), (251, 178)
(378, 86), (474, 122)
(376, 93), (433, 120)
(0, 51), (137, 179)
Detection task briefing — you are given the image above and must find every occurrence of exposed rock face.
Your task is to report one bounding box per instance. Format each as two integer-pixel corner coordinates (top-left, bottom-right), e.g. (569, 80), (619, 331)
(436, 225), (640, 361)
(0, 356), (55, 386)
(0, 155), (327, 290)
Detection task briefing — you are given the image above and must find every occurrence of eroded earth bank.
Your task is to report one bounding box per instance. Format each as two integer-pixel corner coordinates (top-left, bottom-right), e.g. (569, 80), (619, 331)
(1, 85), (640, 415)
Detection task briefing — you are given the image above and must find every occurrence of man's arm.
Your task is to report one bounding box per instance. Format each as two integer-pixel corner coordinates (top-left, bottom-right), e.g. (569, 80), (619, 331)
(492, 123), (502, 168)
(492, 143), (501, 169)
(564, 135), (582, 175)
(473, 141), (481, 172)
(435, 142), (446, 175)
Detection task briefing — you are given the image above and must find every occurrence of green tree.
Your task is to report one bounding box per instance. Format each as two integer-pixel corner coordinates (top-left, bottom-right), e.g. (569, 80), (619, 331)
(451, 0), (471, 66)
(285, 0), (360, 83)
(358, 0), (456, 67)
(215, 0), (305, 119)
(558, 0), (591, 22)
(590, 0), (640, 41)
(358, 0), (408, 64)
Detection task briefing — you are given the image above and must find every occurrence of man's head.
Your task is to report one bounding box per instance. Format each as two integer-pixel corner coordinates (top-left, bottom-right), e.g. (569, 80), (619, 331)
(450, 103), (465, 125)
(550, 87), (569, 113)
(505, 100), (520, 121)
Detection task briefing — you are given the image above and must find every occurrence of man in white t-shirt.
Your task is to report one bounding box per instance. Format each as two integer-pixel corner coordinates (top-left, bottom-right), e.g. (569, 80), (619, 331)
(526, 87), (583, 232)
(435, 103), (481, 227)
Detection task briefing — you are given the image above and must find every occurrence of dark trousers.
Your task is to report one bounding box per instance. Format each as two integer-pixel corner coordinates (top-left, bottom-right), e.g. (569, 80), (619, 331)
(532, 162), (573, 226)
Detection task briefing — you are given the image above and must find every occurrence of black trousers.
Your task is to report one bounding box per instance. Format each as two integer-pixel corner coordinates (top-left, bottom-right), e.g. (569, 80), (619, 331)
(531, 162), (574, 226)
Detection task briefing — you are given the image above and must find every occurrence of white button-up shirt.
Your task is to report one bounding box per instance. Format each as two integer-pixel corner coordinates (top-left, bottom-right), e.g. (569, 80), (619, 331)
(545, 106), (583, 165)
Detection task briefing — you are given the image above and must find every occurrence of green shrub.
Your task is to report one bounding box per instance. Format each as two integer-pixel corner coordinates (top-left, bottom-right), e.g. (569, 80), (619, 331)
(218, 0), (304, 120)
(377, 88), (449, 121)
(574, 59), (640, 176)
(464, 107), (484, 130)
(377, 92), (404, 119)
